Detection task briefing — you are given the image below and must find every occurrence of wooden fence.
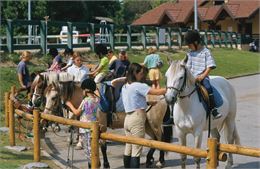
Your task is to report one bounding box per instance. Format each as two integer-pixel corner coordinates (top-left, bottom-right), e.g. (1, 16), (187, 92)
(4, 85), (260, 169)
(1, 19), (241, 53)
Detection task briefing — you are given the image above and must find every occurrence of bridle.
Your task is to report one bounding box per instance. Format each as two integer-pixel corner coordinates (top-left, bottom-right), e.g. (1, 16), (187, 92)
(166, 67), (196, 99)
(44, 87), (63, 117)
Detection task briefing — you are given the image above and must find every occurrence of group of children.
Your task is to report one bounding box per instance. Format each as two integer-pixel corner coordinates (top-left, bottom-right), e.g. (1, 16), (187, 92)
(16, 30), (222, 168)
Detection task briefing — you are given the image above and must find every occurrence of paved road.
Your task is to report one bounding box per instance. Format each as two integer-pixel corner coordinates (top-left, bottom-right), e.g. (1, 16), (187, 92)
(42, 74), (260, 169)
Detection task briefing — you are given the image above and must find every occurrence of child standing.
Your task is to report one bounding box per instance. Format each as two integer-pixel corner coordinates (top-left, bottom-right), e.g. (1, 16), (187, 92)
(143, 47), (162, 89)
(185, 30), (222, 119)
(17, 51), (32, 95)
(65, 78), (99, 168)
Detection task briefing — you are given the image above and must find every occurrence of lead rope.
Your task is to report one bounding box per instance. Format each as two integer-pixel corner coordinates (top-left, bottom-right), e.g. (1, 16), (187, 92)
(208, 110), (211, 138)
(66, 126), (75, 169)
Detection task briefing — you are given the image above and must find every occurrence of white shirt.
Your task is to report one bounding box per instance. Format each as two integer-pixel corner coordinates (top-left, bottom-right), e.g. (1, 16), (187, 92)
(67, 64), (90, 82)
(186, 47), (216, 76)
(122, 82), (150, 113)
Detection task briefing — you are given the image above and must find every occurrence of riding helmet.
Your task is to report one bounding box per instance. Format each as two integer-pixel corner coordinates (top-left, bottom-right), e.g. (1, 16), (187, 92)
(184, 30), (201, 45)
(81, 78), (96, 92)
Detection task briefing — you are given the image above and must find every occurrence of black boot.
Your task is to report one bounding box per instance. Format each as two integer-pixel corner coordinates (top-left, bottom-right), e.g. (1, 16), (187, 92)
(131, 157), (140, 168)
(123, 155), (131, 168)
(209, 94), (222, 119)
(88, 162), (91, 169)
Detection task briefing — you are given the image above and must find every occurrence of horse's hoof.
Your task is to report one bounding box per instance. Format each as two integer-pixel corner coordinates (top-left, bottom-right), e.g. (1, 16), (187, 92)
(156, 161), (165, 168)
(146, 157), (154, 168)
(103, 162), (110, 169)
(42, 127), (48, 133)
(225, 162), (233, 169)
(53, 125), (61, 132)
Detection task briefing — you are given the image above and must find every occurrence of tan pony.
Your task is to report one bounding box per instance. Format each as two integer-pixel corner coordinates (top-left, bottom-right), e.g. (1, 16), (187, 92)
(31, 72), (172, 168)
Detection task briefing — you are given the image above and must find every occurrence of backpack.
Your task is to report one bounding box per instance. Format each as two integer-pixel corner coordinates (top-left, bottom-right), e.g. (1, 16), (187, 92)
(156, 56), (163, 69)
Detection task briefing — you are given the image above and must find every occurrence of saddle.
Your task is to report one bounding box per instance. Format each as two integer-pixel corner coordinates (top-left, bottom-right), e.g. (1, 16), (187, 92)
(196, 83), (223, 116)
(196, 83), (210, 106)
(98, 77), (126, 126)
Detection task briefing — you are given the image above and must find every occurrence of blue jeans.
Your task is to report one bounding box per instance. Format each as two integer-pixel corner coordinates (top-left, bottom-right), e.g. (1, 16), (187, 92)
(201, 76), (213, 94)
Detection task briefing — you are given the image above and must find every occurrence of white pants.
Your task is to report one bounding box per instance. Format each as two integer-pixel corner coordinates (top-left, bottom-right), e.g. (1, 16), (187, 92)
(124, 109), (146, 157)
(94, 72), (106, 83)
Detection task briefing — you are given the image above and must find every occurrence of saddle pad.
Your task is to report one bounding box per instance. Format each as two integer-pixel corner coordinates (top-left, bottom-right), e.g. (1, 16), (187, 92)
(116, 93), (125, 112)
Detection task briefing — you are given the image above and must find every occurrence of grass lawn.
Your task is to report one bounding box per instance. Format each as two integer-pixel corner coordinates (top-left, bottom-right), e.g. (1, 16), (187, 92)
(0, 47), (259, 168)
(0, 117), (61, 169)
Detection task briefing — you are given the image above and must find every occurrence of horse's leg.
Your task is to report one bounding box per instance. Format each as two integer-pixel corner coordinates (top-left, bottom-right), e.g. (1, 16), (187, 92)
(146, 148), (156, 168)
(194, 134), (203, 169)
(179, 133), (187, 169)
(224, 119), (237, 169)
(144, 120), (159, 168)
(100, 140), (110, 169)
(156, 125), (173, 168)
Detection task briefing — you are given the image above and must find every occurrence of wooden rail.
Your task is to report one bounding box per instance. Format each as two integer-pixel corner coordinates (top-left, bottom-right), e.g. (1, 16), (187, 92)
(5, 85), (260, 169)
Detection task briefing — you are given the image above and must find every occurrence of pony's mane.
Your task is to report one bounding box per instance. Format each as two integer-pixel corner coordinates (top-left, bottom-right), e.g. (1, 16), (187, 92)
(48, 72), (74, 84)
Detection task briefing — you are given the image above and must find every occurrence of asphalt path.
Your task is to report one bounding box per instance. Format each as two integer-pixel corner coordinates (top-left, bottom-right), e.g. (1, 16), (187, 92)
(42, 74), (260, 169)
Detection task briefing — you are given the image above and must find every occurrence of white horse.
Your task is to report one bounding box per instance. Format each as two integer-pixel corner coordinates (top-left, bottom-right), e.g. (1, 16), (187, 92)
(164, 59), (240, 169)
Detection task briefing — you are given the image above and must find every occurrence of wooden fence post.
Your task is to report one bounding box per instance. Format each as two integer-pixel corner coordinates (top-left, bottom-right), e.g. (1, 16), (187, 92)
(91, 121), (100, 169)
(9, 97), (15, 146)
(5, 92), (10, 127)
(33, 108), (40, 162)
(206, 138), (218, 169)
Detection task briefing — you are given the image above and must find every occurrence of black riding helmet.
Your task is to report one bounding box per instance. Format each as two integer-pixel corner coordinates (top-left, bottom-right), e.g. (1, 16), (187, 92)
(184, 30), (201, 45)
(95, 44), (108, 59)
(81, 78), (96, 92)
(49, 48), (58, 58)
(64, 47), (73, 56)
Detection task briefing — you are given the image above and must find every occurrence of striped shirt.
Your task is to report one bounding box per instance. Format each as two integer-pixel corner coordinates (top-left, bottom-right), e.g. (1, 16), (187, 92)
(186, 47), (216, 76)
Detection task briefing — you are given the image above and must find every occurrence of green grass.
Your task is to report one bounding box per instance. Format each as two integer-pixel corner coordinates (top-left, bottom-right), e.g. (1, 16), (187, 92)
(0, 125), (60, 169)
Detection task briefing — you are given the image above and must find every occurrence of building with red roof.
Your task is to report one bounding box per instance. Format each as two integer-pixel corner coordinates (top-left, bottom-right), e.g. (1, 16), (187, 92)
(132, 0), (259, 39)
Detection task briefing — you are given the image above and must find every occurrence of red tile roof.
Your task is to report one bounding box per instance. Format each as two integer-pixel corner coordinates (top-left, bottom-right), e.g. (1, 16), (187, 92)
(198, 5), (233, 21)
(132, 0), (260, 26)
(132, 1), (198, 26)
(225, 0), (260, 19)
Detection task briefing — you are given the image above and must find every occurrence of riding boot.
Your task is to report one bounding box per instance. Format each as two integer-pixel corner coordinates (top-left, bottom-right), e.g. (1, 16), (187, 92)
(209, 94), (222, 119)
(123, 155), (131, 168)
(88, 162), (91, 169)
(131, 156), (140, 168)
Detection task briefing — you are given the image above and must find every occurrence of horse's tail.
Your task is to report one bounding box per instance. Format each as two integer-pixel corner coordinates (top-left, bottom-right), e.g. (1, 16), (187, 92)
(162, 106), (173, 143)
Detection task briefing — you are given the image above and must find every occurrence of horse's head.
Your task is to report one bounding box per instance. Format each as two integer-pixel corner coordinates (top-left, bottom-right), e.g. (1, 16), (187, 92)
(44, 82), (61, 114)
(31, 73), (47, 107)
(165, 59), (187, 105)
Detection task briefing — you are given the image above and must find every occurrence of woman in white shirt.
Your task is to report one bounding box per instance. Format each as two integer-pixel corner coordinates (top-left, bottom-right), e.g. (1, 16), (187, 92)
(121, 63), (166, 168)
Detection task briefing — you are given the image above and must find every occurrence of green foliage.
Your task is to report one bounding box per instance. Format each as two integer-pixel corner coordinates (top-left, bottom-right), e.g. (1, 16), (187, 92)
(8, 53), (20, 64)
(0, 53), (20, 64)
(39, 54), (52, 66)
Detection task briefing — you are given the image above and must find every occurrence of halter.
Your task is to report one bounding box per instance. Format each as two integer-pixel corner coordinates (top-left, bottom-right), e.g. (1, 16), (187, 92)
(166, 67), (196, 99)
(166, 68), (187, 97)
